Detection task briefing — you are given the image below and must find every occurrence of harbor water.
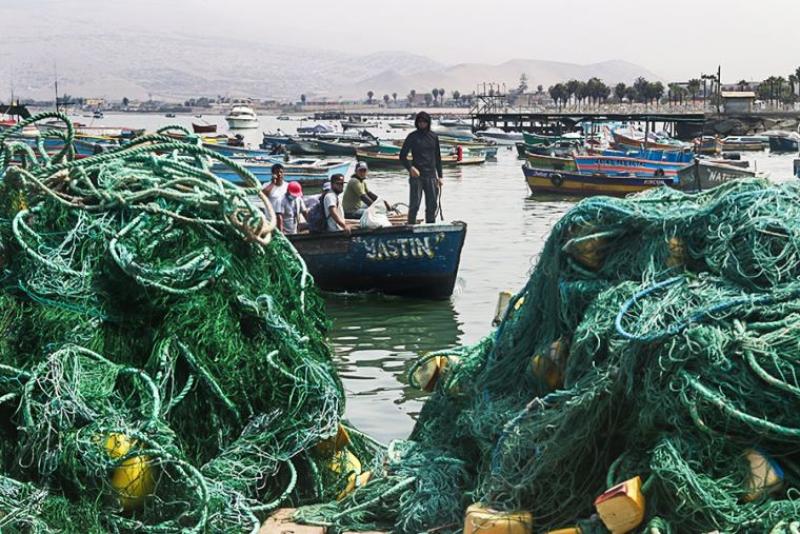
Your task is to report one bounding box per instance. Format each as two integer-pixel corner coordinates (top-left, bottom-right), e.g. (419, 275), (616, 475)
(83, 112), (799, 442)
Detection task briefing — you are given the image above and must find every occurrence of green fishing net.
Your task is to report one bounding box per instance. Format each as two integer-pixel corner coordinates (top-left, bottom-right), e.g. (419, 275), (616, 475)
(0, 113), (381, 533)
(299, 178), (800, 533)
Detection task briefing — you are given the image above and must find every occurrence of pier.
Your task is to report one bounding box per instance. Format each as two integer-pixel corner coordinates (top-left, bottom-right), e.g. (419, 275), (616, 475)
(471, 111), (707, 140)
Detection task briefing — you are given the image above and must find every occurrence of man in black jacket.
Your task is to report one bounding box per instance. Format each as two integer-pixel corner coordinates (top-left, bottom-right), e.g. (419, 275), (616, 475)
(399, 111), (443, 224)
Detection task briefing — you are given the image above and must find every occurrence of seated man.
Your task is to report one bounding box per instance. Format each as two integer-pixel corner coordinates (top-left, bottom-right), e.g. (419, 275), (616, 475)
(323, 174), (350, 233)
(342, 161), (390, 219)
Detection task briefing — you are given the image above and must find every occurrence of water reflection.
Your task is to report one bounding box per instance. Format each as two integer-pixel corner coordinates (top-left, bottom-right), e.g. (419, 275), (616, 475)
(325, 294), (463, 442)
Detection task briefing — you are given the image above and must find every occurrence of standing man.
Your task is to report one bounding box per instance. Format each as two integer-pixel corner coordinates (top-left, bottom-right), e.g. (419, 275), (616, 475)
(399, 111), (443, 224)
(262, 163), (288, 215)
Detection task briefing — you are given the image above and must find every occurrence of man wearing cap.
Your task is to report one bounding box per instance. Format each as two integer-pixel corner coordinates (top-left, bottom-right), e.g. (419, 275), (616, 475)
(343, 161), (390, 220)
(323, 173), (350, 234)
(399, 111), (443, 224)
(276, 181), (308, 235)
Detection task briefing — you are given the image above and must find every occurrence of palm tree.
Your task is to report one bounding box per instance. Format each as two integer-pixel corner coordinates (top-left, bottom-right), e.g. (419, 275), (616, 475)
(424, 93), (433, 106)
(565, 80), (580, 108)
(367, 90), (374, 104)
(439, 88), (445, 104)
(432, 88), (439, 104)
(738, 79), (749, 91)
(383, 94), (390, 106)
(687, 79), (702, 102)
(633, 77), (650, 103)
(300, 94), (307, 105)
(452, 90), (461, 102)
(392, 92), (398, 103)
(615, 83), (627, 103)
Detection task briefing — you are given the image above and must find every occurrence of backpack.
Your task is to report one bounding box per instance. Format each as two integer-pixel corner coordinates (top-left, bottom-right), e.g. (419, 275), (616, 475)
(306, 193), (328, 233)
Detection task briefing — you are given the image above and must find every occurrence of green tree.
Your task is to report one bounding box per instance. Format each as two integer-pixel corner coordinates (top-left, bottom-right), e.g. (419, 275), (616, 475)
(614, 82), (627, 103)
(518, 73), (529, 93)
(392, 92), (398, 103)
(452, 90), (461, 102)
(300, 94), (306, 105)
(633, 77), (650, 103)
(565, 80), (580, 107)
(122, 96), (130, 107)
(367, 90), (374, 103)
(537, 84), (543, 94)
(439, 88), (445, 103)
(687, 79), (702, 102)
(383, 94), (390, 105)
(432, 88), (439, 104)
(424, 93), (433, 106)
(738, 79), (749, 91)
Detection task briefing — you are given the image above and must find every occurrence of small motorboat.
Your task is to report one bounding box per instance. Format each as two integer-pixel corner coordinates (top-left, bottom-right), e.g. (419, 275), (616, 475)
(192, 122), (218, 134)
(225, 105), (259, 129)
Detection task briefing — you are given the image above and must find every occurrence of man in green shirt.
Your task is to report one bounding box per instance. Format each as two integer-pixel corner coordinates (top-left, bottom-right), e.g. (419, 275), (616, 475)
(342, 161), (390, 219)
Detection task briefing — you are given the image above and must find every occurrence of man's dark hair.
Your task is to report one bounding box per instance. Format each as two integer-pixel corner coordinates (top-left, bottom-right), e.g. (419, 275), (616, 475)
(331, 173), (345, 183)
(271, 163), (284, 174)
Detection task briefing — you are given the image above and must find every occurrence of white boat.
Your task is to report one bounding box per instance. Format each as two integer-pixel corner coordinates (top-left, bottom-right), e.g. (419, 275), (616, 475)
(225, 105), (259, 129)
(476, 128), (524, 145)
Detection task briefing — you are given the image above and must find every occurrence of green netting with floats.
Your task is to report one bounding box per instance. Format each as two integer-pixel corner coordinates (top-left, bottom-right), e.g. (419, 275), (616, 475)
(0, 113), (383, 533)
(298, 176), (800, 533)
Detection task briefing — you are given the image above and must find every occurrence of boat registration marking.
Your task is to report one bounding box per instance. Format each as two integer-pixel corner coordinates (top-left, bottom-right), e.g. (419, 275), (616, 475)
(361, 233), (445, 261)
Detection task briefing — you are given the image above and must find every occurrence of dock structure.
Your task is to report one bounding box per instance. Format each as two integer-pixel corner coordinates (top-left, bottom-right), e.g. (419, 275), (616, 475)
(471, 111), (707, 140)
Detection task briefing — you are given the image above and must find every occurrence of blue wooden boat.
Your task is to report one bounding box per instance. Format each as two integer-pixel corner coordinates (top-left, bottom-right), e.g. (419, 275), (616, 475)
(288, 222), (467, 299)
(203, 142), (277, 159)
(767, 133), (800, 153)
(211, 158), (351, 187)
(523, 164), (674, 197)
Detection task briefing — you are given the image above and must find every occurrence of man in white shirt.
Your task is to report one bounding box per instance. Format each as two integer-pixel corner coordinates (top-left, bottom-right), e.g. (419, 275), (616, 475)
(261, 163), (288, 215)
(323, 174), (349, 233)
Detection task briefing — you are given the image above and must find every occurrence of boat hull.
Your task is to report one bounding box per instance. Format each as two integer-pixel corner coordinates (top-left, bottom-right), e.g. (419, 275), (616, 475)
(213, 160), (351, 187)
(225, 118), (259, 129)
(523, 165), (673, 197)
(192, 123), (218, 134)
(288, 222), (467, 299)
(676, 160), (756, 191)
(768, 136), (800, 153)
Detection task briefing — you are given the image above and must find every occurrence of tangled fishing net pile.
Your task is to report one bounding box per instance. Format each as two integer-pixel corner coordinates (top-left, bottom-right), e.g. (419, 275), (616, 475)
(300, 178), (800, 533)
(0, 113), (381, 533)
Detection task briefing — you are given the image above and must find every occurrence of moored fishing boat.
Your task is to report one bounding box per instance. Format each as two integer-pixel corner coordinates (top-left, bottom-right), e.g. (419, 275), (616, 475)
(522, 163), (673, 197)
(721, 135), (768, 151)
(676, 159), (757, 191)
(288, 221), (467, 299)
(766, 132), (800, 153)
(211, 158), (352, 187)
(203, 142), (276, 159)
(355, 149), (486, 167)
(192, 122), (218, 134)
(476, 128), (524, 145)
(224, 105), (259, 129)
(309, 138), (373, 156)
(525, 153), (578, 171)
(612, 128), (687, 151)
(574, 151), (693, 178)
(695, 136), (722, 155)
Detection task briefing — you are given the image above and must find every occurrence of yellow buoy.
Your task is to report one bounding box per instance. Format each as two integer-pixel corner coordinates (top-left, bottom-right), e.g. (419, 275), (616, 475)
(103, 433), (156, 511)
(744, 448), (784, 502)
(666, 237), (686, 268)
(594, 476), (645, 534)
(564, 227), (609, 271)
(463, 503), (534, 534)
(547, 528), (582, 534)
(412, 354), (452, 392)
(330, 450), (371, 500)
(530, 339), (569, 390)
(314, 424), (352, 457)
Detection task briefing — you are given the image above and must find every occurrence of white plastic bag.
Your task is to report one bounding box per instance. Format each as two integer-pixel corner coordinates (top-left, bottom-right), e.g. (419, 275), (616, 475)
(360, 198), (392, 229)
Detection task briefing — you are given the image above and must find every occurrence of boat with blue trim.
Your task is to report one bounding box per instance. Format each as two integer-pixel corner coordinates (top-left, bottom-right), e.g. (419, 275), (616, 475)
(522, 163), (674, 197)
(212, 158), (352, 187)
(288, 221), (467, 299)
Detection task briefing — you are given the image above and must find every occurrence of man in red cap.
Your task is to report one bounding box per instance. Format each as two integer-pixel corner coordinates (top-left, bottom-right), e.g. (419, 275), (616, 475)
(276, 181), (308, 234)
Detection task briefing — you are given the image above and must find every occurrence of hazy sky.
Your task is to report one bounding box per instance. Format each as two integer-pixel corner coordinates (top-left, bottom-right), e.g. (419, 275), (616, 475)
(8, 0), (800, 81)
